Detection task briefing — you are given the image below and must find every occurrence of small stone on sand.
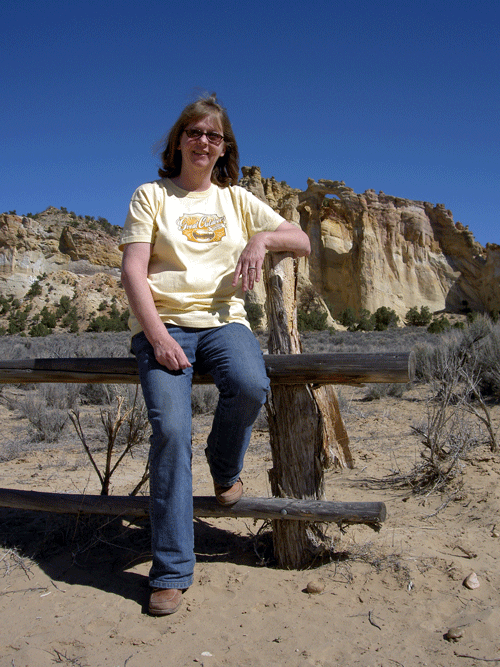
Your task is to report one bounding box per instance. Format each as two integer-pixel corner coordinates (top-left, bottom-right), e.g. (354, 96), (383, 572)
(463, 572), (480, 590)
(445, 627), (464, 642)
(306, 580), (325, 594)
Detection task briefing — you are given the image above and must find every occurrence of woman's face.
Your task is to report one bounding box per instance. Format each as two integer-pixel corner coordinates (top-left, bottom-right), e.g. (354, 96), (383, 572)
(177, 114), (226, 176)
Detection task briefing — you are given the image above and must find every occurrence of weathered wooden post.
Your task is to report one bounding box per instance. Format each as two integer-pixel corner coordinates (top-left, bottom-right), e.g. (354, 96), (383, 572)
(264, 252), (353, 568)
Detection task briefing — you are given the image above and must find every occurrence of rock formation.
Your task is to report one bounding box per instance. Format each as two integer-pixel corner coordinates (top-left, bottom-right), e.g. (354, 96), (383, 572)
(240, 167), (500, 320)
(1, 172), (498, 335)
(0, 208), (126, 332)
(0, 208), (121, 294)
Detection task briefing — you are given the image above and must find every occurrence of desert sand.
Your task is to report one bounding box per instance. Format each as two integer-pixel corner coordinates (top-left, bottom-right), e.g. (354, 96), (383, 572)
(0, 384), (499, 667)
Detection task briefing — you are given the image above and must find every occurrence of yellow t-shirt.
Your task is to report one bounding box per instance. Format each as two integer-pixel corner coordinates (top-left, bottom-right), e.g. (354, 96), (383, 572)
(120, 178), (285, 336)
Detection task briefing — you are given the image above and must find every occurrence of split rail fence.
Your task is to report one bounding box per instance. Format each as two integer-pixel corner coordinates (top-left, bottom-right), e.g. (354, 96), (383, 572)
(0, 254), (415, 568)
(0, 349), (413, 560)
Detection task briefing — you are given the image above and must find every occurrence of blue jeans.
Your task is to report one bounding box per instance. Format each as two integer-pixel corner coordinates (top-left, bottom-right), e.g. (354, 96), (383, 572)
(131, 323), (270, 590)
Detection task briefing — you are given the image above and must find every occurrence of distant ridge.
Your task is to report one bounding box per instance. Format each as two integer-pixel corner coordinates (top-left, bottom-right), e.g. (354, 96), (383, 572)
(1, 170), (499, 336)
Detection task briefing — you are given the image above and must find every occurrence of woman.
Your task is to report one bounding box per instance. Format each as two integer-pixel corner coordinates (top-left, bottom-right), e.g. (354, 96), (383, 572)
(120, 93), (310, 616)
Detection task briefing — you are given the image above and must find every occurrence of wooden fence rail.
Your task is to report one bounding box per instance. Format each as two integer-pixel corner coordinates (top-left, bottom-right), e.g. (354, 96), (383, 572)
(0, 350), (413, 565)
(0, 489), (386, 528)
(0, 352), (414, 386)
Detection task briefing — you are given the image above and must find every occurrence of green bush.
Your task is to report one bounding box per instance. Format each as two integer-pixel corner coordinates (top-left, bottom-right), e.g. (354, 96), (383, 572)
(355, 309), (375, 331)
(337, 307), (357, 329)
(297, 309), (328, 331)
(8, 307), (29, 334)
(40, 306), (56, 329)
(372, 306), (399, 331)
(0, 296), (11, 315)
(466, 311), (480, 324)
(61, 306), (79, 332)
(26, 280), (43, 298)
(56, 296), (72, 317)
(405, 305), (433, 327)
(337, 307), (399, 331)
(336, 307), (378, 331)
(87, 306), (129, 332)
(245, 302), (264, 330)
(427, 317), (450, 334)
(29, 323), (51, 337)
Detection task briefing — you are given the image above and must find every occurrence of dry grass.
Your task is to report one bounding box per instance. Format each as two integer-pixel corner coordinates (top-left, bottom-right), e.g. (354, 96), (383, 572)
(0, 325), (498, 497)
(0, 331), (131, 360)
(297, 327), (436, 354)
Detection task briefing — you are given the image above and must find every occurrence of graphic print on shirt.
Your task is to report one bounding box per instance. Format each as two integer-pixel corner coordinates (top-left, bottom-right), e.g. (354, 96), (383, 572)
(176, 213), (227, 243)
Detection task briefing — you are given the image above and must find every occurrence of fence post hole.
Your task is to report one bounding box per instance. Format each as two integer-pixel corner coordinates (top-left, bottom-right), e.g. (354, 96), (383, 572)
(264, 252), (354, 568)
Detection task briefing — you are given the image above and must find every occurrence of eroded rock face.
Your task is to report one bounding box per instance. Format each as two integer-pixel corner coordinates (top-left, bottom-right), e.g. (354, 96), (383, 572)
(0, 210), (121, 299)
(1, 176), (499, 333)
(239, 168), (499, 319)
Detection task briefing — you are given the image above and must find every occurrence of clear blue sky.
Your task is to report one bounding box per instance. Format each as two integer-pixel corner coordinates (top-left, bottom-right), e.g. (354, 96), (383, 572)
(1, 0), (499, 246)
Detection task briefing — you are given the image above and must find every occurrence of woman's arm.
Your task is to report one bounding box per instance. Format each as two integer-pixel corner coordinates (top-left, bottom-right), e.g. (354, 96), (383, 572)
(233, 221), (311, 292)
(121, 243), (192, 370)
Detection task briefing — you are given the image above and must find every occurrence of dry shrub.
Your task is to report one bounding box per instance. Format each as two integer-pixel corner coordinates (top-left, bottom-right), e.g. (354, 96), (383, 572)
(388, 316), (499, 493)
(0, 440), (33, 462)
(253, 406), (269, 431)
(70, 385), (150, 495)
(79, 383), (118, 406)
(300, 327), (433, 355)
(5, 383), (80, 445)
(191, 386), (218, 414)
(0, 547), (35, 579)
(408, 408), (481, 493)
(417, 315), (498, 450)
(476, 320), (500, 398)
(20, 392), (68, 442)
(414, 316), (500, 391)
(39, 383), (80, 410)
(363, 383), (408, 401)
(0, 332), (131, 360)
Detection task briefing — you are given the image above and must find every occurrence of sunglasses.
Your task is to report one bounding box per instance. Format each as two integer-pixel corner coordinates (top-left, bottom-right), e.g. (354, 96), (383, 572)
(184, 128), (225, 146)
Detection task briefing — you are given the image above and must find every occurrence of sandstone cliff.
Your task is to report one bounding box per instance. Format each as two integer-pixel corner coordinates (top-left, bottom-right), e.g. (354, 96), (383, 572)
(240, 166), (500, 320)
(0, 208), (126, 333)
(1, 174), (498, 336)
(0, 207), (121, 289)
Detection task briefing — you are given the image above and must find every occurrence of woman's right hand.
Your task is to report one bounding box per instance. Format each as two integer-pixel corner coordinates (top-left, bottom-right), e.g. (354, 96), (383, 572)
(152, 332), (192, 371)
(122, 243), (192, 371)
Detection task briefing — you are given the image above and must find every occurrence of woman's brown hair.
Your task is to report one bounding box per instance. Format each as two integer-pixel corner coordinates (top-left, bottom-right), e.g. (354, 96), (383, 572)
(158, 93), (239, 187)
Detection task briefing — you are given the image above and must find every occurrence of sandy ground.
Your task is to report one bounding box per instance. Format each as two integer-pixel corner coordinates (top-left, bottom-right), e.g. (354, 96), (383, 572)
(0, 385), (499, 667)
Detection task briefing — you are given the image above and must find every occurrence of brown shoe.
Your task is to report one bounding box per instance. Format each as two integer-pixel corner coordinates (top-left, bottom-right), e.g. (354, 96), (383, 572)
(214, 478), (243, 506)
(148, 588), (183, 616)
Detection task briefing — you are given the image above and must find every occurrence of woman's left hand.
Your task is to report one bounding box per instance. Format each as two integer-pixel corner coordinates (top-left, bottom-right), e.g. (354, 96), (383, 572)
(232, 233), (267, 292)
(232, 222), (310, 292)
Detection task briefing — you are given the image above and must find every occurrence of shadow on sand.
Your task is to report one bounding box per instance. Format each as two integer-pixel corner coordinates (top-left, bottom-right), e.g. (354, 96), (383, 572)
(0, 507), (273, 612)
